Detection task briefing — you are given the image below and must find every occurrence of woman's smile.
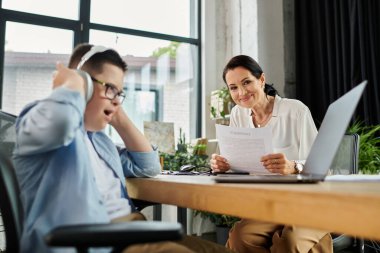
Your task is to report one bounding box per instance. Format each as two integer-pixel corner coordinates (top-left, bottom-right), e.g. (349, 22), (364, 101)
(239, 94), (252, 103)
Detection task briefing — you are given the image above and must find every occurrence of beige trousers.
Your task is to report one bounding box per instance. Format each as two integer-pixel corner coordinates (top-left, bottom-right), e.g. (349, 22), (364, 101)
(226, 219), (332, 253)
(112, 212), (235, 253)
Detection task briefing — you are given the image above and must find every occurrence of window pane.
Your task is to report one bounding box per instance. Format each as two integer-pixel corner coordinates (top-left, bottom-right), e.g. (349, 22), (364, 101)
(2, 0), (79, 20)
(90, 0), (196, 38)
(89, 30), (198, 143)
(3, 22), (73, 115)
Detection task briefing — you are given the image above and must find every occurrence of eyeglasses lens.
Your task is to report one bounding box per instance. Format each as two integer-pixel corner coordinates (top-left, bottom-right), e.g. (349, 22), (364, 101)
(105, 86), (125, 103)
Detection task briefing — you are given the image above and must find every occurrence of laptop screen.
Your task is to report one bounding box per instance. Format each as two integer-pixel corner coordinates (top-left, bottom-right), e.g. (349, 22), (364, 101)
(303, 81), (367, 176)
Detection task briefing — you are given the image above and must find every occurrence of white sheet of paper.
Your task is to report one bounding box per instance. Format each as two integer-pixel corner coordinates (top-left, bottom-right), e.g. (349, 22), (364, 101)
(216, 124), (273, 174)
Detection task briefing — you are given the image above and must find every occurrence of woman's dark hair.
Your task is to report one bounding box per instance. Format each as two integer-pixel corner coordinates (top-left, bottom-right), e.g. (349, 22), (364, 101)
(222, 55), (278, 97)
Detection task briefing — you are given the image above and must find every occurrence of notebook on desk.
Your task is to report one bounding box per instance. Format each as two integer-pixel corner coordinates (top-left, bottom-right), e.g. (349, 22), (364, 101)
(214, 80), (367, 184)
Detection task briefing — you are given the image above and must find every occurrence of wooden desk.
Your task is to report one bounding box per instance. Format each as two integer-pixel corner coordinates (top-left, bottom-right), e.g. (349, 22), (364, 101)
(126, 175), (380, 241)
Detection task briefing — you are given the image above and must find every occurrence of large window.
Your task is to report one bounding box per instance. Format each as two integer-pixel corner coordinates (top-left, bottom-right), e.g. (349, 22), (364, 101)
(90, 0), (194, 38)
(0, 0), (201, 143)
(2, 0), (79, 20)
(3, 22), (73, 114)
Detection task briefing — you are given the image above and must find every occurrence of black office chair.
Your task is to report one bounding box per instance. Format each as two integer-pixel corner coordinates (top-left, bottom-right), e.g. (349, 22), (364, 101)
(0, 110), (183, 253)
(330, 133), (364, 253)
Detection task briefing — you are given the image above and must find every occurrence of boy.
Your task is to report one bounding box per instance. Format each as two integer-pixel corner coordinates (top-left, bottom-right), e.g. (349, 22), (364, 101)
(13, 43), (232, 253)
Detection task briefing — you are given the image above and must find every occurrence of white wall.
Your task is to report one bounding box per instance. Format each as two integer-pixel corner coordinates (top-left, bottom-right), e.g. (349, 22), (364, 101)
(257, 0), (285, 96)
(202, 0), (285, 139)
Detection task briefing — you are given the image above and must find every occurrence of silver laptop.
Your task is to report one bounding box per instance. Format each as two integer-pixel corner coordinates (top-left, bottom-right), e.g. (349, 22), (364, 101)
(215, 80), (367, 183)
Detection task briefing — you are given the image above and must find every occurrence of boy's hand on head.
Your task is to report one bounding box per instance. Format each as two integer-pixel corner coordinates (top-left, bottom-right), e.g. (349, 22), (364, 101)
(52, 62), (85, 97)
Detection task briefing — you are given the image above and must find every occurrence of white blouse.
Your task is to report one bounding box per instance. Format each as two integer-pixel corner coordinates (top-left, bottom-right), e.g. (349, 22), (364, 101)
(229, 95), (317, 160)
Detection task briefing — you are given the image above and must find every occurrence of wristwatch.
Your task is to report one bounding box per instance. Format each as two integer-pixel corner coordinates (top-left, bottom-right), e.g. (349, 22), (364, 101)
(293, 160), (304, 174)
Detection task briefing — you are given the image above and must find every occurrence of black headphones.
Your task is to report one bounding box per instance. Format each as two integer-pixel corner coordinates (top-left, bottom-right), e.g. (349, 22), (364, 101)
(76, 45), (111, 103)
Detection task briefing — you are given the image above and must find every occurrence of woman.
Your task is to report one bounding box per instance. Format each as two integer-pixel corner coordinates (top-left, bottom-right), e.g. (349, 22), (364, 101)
(210, 55), (332, 253)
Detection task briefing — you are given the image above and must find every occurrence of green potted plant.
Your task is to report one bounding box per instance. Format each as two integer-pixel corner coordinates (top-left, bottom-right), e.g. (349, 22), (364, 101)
(210, 87), (234, 121)
(176, 127), (188, 153)
(348, 122), (380, 174)
(347, 121), (380, 250)
(160, 150), (209, 172)
(159, 131), (209, 171)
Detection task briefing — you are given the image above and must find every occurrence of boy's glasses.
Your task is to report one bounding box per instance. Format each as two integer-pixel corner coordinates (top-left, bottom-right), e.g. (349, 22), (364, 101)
(91, 76), (126, 104)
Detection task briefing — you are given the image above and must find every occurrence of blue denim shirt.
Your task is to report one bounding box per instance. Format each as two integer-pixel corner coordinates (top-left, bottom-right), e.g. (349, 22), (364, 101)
(13, 87), (161, 253)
